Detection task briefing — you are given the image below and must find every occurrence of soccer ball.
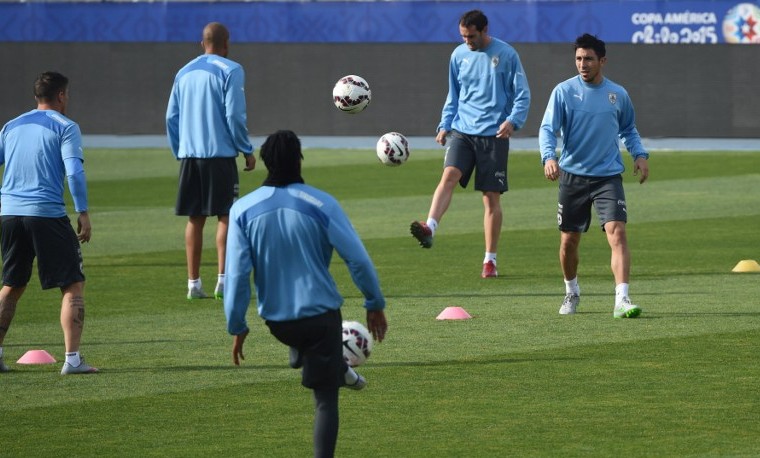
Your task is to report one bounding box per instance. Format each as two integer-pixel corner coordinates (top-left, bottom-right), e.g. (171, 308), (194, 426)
(376, 132), (410, 166)
(342, 321), (373, 367)
(332, 75), (371, 114)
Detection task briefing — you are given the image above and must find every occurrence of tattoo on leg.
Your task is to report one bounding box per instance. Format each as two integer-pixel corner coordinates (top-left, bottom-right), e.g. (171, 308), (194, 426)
(70, 296), (85, 329)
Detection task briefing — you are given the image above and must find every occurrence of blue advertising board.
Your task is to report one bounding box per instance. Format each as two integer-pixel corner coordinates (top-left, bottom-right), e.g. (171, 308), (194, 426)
(0, 1), (758, 44)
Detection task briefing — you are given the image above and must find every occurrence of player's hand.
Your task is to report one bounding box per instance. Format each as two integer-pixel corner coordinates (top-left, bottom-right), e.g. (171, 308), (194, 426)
(243, 154), (256, 172)
(544, 159), (560, 181)
(77, 212), (92, 243)
(496, 120), (515, 139)
(232, 328), (249, 365)
(633, 157), (649, 184)
(366, 310), (387, 343)
(435, 129), (448, 146)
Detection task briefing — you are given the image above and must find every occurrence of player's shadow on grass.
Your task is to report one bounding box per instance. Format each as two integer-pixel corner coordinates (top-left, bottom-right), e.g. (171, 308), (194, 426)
(657, 311), (760, 317)
(370, 355), (583, 368)
(4, 339), (195, 349)
(100, 364), (285, 373)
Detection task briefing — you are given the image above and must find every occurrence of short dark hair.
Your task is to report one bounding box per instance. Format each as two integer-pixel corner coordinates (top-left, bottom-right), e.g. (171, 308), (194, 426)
(460, 10), (488, 31)
(575, 33), (606, 58)
(260, 130), (303, 177)
(34, 71), (68, 102)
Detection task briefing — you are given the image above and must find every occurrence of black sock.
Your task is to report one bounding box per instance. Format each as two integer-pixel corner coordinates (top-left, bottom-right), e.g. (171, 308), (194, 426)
(313, 387), (339, 458)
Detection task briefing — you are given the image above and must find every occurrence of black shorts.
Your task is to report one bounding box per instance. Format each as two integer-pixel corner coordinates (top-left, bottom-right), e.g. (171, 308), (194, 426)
(444, 130), (509, 193)
(557, 172), (628, 232)
(266, 309), (347, 390)
(175, 157), (239, 217)
(1, 216), (85, 289)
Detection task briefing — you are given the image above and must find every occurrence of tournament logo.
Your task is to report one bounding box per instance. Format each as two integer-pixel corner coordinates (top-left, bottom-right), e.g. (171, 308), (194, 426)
(722, 3), (760, 43)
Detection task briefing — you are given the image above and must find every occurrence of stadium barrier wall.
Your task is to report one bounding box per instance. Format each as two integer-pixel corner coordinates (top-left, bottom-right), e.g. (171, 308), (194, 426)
(1, 42), (758, 139)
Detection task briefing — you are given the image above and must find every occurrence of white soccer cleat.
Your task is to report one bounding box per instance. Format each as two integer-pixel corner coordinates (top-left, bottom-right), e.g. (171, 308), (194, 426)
(187, 286), (208, 300)
(61, 358), (98, 375)
(559, 293), (580, 315)
(345, 373), (367, 391)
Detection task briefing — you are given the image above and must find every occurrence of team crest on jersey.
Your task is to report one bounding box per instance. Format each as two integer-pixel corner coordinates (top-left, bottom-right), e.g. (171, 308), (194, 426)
(491, 56), (499, 67)
(608, 93), (617, 105)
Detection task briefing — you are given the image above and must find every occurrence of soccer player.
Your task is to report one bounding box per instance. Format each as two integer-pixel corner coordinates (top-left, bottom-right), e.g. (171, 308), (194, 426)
(538, 33), (650, 318)
(0, 71), (97, 374)
(411, 9), (531, 279)
(166, 22), (256, 301)
(224, 130), (388, 458)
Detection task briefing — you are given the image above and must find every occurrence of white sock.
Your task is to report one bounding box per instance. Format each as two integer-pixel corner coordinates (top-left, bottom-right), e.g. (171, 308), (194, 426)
(188, 278), (201, 290)
(564, 277), (580, 295)
(483, 252), (497, 265)
(615, 283), (629, 302)
(344, 366), (359, 385)
(65, 351), (81, 367)
(426, 218), (438, 236)
(216, 274), (225, 286)
(0, 347), (4, 359)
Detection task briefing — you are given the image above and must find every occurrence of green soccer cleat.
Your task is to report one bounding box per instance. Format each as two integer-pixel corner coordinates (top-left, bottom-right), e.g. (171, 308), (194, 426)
(613, 297), (642, 318)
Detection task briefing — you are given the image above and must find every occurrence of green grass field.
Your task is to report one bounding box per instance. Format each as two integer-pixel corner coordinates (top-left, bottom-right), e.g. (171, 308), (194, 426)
(1, 146), (759, 457)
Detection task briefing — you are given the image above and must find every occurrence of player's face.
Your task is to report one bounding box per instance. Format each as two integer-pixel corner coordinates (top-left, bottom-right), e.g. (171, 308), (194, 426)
(460, 25), (486, 51)
(575, 48), (606, 84)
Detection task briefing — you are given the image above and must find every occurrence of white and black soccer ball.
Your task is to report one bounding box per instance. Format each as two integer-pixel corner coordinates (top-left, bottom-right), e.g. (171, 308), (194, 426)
(332, 75), (371, 114)
(376, 132), (410, 166)
(342, 321), (373, 367)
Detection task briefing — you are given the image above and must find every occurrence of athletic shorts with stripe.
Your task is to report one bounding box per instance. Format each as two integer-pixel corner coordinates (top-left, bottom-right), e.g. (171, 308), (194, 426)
(557, 172), (627, 233)
(1, 215), (85, 289)
(444, 129), (510, 193)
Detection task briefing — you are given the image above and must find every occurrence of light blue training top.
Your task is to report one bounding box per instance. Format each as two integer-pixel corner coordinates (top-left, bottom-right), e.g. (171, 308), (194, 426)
(0, 109), (88, 217)
(166, 54), (254, 160)
(224, 183), (385, 334)
(539, 75), (649, 177)
(438, 37), (531, 136)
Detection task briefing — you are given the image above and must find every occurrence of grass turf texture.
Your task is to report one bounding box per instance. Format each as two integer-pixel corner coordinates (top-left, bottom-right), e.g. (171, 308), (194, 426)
(1, 147), (759, 456)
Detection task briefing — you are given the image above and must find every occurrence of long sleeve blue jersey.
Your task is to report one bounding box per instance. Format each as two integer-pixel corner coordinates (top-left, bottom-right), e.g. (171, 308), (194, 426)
(539, 75), (649, 177)
(438, 38), (531, 135)
(166, 54), (254, 159)
(0, 109), (88, 217)
(224, 183), (385, 334)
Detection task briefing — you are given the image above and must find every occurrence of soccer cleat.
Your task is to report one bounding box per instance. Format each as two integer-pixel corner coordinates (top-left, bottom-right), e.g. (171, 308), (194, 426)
(61, 358), (99, 375)
(559, 293), (580, 315)
(214, 282), (224, 300)
(481, 261), (498, 278)
(0, 355), (10, 373)
(187, 286), (208, 300)
(613, 296), (642, 318)
(410, 221), (433, 249)
(344, 373), (367, 391)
